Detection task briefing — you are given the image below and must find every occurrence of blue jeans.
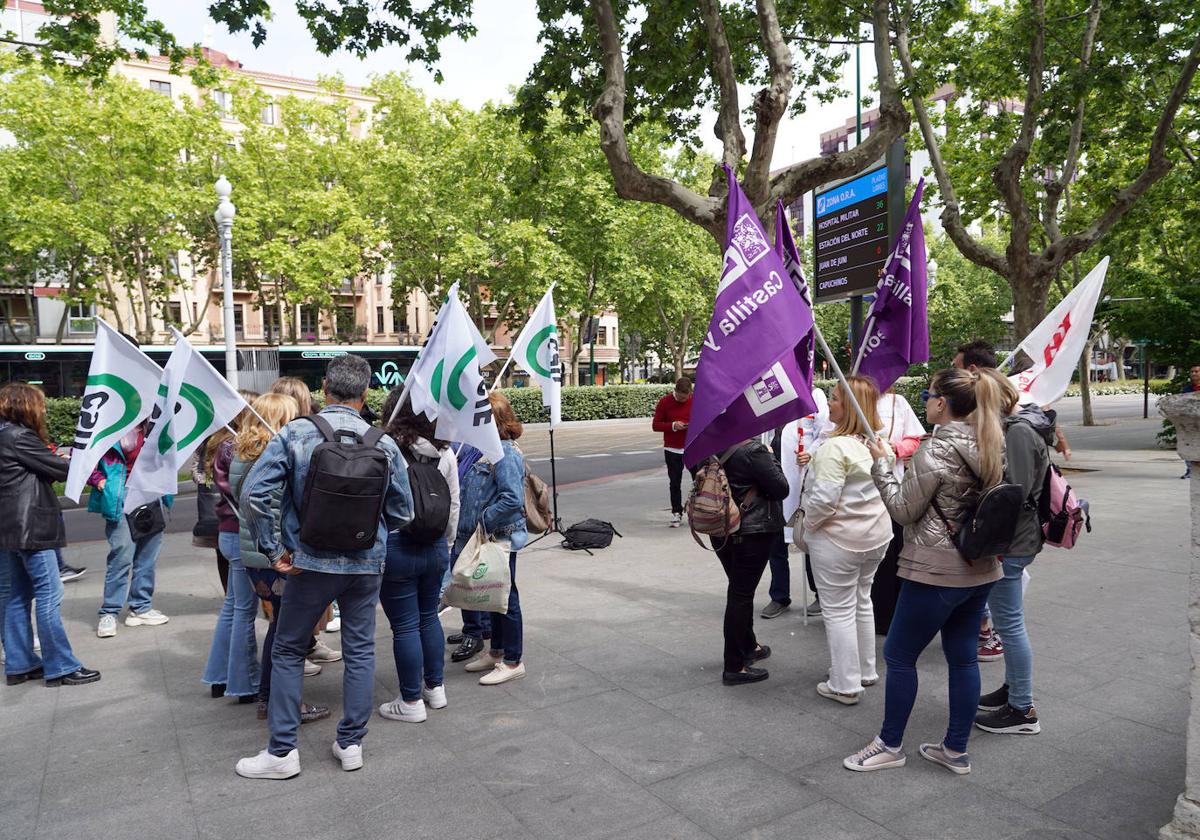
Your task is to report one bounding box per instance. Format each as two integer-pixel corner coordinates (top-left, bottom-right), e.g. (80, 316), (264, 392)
(2, 549), (83, 680)
(99, 515), (164, 616)
(202, 532), (260, 697)
(488, 552), (522, 665)
(880, 578), (995, 754)
(987, 555), (1036, 711)
(267, 570), (382, 756)
(246, 568), (284, 702)
(380, 532), (448, 701)
(767, 531), (790, 605)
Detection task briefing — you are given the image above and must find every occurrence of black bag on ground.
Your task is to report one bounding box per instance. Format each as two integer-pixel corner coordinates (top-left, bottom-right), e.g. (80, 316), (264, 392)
(402, 448), (451, 543)
(561, 519), (622, 551)
(298, 415), (390, 552)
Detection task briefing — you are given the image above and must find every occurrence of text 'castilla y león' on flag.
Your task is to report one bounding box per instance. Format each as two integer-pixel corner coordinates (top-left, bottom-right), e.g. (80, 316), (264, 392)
(123, 330), (249, 513)
(406, 282), (505, 464)
(508, 285), (562, 429)
(64, 320), (164, 502)
(683, 165), (818, 469)
(853, 178), (929, 394)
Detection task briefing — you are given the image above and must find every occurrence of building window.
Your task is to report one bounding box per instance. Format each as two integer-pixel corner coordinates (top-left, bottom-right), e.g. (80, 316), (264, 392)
(336, 306), (356, 334)
(192, 302), (198, 322)
(213, 90), (234, 119)
(260, 101), (275, 125)
(232, 304), (245, 339)
(597, 326), (608, 346)
(392, 307), (408, 334)
(376, 306), (385, 334)
(165, 301), (183, 326)
(67, 302), (96, 335)
(263, 305), (281, 343)
(150, 80), (172, 97)
(299, 306), (319, 340)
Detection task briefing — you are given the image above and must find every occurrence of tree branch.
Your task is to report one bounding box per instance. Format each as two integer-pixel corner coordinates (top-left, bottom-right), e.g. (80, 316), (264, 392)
(698, 0), (747, 171)
(1049, 30), (1200, 266)
(893, 0), (1006, 275)
(744, 0), (793, 202)
(768, 0), (910, 211)
(589, 0), (722, 238)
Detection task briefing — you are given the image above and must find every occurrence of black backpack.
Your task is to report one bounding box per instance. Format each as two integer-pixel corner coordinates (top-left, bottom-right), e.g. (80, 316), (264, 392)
(931, 459), (1025, 563)
(402, 447), (451, 543)
(298, 415), (391, 552)
(561, 519), (622, 553)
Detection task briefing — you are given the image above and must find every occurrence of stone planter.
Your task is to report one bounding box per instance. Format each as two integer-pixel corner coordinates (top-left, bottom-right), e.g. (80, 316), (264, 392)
(1159, 393), (1200, 840)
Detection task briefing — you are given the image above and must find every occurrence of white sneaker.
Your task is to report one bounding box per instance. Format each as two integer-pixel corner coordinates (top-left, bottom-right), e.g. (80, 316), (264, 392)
(332, 740), (363, 771)
(325, 604), (341, 633)
(303, 660), (322, 677)
(379, 697), (427, 722)
(307, 640), (342, 662)
(422, 684), (447, 709)
(843, 737), (906, 772)
(125, 609), (169, 627)
(235, 748), (300, 780)
(479, 662), (526, 686)
(464, 650), (501, 673)
(670, 513), (682, 528)
(817, 681), (861, 706)
(97, 614), (117, 638)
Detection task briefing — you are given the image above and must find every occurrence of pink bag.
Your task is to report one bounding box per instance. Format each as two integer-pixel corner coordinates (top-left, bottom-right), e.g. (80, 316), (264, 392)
(1038, 463), (1090, 549)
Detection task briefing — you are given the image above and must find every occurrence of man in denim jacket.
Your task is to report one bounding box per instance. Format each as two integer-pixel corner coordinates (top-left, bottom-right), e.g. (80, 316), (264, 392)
(235, 355), (412, 779)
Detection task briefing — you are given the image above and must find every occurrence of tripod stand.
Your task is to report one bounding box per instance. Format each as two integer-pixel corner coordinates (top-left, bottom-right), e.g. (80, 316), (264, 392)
(525, 424), (569, 549)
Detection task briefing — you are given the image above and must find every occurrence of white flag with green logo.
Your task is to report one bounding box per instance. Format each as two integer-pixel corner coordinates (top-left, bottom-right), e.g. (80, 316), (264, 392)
(509, 286), (562, 429)
(64, 320), (163, 502)
(123, 331), (248, 513)
(407, 282), (504, 463)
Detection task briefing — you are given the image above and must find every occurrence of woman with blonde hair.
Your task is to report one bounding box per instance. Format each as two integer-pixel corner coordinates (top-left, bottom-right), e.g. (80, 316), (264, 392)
(230, 393), (329, 723)
(844, 368), (1007, 776)
(269, 376), (315, 417)
(801, 376), (894, 705)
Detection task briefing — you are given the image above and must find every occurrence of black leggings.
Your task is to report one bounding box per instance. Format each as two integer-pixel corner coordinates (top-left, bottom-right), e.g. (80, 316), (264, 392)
(713, 533), (774, 672)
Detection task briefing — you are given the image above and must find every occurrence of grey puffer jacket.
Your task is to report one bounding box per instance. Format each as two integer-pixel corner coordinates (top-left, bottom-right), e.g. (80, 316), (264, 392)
(871, 420), (1002, 588)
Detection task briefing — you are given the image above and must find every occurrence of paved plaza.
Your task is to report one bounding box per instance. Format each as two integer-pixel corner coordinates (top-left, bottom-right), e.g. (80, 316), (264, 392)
(0, 410), (1190, 840)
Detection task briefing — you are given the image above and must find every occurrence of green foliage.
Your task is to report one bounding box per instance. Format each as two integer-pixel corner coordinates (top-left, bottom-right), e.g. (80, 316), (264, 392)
(45, 397), (81, 446)
(925, 231), (1012, 370)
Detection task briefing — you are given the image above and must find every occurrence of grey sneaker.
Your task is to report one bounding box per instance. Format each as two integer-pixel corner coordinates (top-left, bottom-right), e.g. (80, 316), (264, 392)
(843, 736), (906, 772)
(804, 600), (822, 616)
(919, 742), (971, 775)
(761, 601), (790, 619)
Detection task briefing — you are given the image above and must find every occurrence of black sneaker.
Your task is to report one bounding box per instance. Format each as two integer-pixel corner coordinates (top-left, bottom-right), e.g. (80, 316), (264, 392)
(975, 703), (1041, 735)
(59, 565), (87, 582)
(450, 636), (484, 663)
(978, 683), (1009, 711)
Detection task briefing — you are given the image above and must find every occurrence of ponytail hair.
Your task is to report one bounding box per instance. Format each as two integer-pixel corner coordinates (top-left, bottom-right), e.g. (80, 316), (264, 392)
(929, 367), (1005, 488)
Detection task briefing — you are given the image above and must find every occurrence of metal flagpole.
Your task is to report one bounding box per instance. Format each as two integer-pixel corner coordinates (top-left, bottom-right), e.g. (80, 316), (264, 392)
(490, 357), (513, 391)
(850, 312), (878, 375)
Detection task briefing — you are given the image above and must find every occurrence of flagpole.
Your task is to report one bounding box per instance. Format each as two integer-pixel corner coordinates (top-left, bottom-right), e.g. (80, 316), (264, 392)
(490, 356), (513, 391)
(812, 321), (878, 444)
(850, 311), (877, 375)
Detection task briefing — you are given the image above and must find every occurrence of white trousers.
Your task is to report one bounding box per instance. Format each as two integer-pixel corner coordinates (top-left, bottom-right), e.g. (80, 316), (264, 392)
(807, 531), (886, 695)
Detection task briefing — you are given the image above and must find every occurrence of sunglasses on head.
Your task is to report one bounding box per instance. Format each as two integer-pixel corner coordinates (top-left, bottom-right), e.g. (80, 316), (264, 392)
(921, 389), (942, 402)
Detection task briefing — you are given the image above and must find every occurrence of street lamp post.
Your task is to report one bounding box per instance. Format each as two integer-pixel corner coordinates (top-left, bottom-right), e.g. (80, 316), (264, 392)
(214, 176), (238, 389)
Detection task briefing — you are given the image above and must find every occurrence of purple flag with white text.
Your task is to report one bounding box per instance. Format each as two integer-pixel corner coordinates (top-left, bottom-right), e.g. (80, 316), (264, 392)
(854, 179), (928, 393)
(774, 201), (817, 383)
(684, 167), (818, 468)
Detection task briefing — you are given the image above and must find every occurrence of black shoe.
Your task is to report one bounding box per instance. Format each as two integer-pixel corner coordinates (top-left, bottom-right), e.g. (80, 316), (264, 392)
(978, 683), (1009, 711)
(45, 667), (101, 687)
(975, 703), (1041, 735)
(6, 667), (44, 686)
(446, 633), (464, 646)
(59, 565), (87, 582)
(722, 666), (769, 686)
(450, 637), (484, 662)
(747, 645), (771, 663)
(211, 683), (227, 698)
(237, 694), (257, 705)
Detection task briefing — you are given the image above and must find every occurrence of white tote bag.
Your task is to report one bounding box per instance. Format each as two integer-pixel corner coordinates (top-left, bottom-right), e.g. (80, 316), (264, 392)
(444, 524), (512, 614)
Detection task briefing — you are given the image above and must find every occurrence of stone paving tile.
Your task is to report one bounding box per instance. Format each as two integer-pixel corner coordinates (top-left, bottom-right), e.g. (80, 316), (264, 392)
(453, 725), (610, 796)
(193, 787), (361, 840)
(745, 797), (901, 840)
(889, 783), (1083, 840)
(1041, 768), (1174, 840)
(578, 715), (739, 785)
(606, 813), (718, 840)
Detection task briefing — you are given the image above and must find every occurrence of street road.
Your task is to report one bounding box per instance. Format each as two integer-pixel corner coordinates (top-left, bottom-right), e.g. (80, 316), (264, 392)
(61, 393), (1165, 544)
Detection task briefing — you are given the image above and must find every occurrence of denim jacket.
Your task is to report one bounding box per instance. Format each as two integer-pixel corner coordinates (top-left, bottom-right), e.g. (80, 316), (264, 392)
(455, 439), (528, 553)
(240, 405), (413, 574)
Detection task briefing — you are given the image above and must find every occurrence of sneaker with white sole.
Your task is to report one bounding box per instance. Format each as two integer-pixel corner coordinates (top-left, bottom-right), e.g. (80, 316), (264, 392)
(325, 602), (341, 633)
(235, 748), (300, 780)
(479, 662), (526, 685)
(379, 697), (427, 722)
(975, 703), (1041, 735)
(817, 681), (861, 705)
(670, 513), (682, 528)
(919, 742), (971, 774)
(332, 740), (362, 771)
(97, 614), (117, 638)
(464, 650), (502, 673)
(422, 684), (447, 709)
(843, 736), (906, 772)
(125, 609), (169, 627)
(303, 660), (322, 677)
(307, 640), (342, 663)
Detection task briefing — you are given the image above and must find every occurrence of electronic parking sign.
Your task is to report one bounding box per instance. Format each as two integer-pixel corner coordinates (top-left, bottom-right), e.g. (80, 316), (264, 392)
(812, 142), (906, 303)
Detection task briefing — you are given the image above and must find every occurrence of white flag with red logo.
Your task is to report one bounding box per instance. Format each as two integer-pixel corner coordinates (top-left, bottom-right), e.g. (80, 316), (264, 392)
(1009, 256), (1108, 406)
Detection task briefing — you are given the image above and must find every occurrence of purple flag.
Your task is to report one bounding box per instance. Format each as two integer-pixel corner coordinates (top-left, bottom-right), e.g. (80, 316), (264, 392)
(684, 167), (818, 468)
(854, 179), (928, 392)
(774, 201), (817, 383)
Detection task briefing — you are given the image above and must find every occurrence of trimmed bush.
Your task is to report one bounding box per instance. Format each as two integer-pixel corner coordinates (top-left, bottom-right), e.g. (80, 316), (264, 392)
(46, 397), (81, 446)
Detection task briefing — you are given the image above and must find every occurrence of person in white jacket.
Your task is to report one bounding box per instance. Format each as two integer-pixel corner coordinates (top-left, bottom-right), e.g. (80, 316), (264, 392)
(376, 390), (460, 723)
(761, 387), (830, 620)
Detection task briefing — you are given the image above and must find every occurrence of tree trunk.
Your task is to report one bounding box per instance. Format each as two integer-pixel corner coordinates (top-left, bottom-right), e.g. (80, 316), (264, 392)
(1079, 351), (1095, 426)
(1010, 276), (1050, 341)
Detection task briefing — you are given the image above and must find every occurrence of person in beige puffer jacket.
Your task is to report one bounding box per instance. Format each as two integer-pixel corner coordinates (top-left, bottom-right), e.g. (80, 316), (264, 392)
(842, 367), (1007, 778)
